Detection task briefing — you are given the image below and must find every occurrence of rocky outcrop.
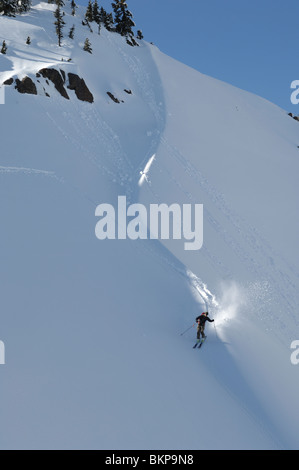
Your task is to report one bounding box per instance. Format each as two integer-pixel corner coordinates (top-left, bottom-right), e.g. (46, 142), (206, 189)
(288, 112), (299, 122)
(15, 76), (37, 95)
(5, 69), (94, 103)
(39, 68), (69, 100)
(67, 73), (94, 103)
(3, 78), (13, 86)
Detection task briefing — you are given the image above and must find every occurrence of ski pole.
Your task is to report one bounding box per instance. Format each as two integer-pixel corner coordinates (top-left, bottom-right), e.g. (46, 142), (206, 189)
(180, 323), (195, 336)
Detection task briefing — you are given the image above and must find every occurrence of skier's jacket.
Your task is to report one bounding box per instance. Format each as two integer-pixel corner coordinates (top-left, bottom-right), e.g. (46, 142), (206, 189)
(196, 313), (214, 326)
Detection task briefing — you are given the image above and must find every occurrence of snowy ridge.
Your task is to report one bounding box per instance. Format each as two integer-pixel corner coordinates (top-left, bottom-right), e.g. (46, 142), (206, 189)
(0, 2), (299, 450)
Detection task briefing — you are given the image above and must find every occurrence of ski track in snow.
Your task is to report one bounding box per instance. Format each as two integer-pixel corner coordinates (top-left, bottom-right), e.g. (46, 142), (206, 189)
(134, 239), (285, 449)
(38, 39), (166, 205)
(145, 135), (299, 341)
(0, 165), (61, 181)
(30, 61), (298, 343)
(106, 32), (166, 188)
(106, 33), (165, 129)
(135, 237), (216, 318)
(42, 102), (134, 198)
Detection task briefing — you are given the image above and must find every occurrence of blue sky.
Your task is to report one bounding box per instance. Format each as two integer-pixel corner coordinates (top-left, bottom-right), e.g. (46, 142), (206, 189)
(81, 0), (299, 113)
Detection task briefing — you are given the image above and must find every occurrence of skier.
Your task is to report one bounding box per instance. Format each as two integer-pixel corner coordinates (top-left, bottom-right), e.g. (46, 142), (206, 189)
(196, 312), (214, 341)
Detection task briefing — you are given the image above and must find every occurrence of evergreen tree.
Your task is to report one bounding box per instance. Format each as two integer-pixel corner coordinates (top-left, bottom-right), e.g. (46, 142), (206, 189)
(85, 0), (93, 23)
(70, 0), (77, 16)
(136, 30), (143, 40)
(54, 5), (65, 47)
(17, 0), (31, 13)
(98, 6), (107, 24)
(92, 0), (100, 24)
(104, 12), (114, 31)
(0, 0), (31, 13)
(112, 0), (135, 37)
(83, 38), (92, 54)
(97, 6), (113, 31)
(1, 40), (7, 54)
(68, 25), (75, 39)
(0, 0), (18, 16)
(55, 0), (64, 6)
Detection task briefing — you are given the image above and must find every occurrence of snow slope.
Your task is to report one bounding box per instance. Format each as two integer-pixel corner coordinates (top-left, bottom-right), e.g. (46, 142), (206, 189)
(0, 2), (299, 450)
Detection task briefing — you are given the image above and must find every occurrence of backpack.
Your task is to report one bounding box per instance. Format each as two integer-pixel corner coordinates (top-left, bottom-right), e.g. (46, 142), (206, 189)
(196, 313), (206, 325)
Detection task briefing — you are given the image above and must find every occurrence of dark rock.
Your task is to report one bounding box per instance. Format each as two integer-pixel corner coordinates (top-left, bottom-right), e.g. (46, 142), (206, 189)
(107, 92), (120, 103)
(60, 69), (66, 82)
(293, 116), (299, 121)
(3, 78), (13, 86)
(124, 89), (132, 95)
(67, 73), (94, 103)
(15, 76), (37, 95)
(288, 112), (293, 117)
(36, 73), (41, 78)
(43, 87), (50, 98)
(126, 37), (138, 47)
(39, 68), (69, 100)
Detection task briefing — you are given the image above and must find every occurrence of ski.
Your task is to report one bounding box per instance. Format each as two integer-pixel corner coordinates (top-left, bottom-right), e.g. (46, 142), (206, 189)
(198, 337), (207, 349)
(193, 337), (208, 349)
(193, 338), (206, 349)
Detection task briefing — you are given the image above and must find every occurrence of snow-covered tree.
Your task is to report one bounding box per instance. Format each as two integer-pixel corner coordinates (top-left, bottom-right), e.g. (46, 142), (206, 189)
(92, 0), (100, 24)
(17, 0), (31, 13)
(98, 6), (107, 23)
(1, 40), (7, 54)
(136, 30), (143, 40)
(104, 12), (114, 31)
(85, 0), (93, 23)
(83, 37), (92, 54)
(68, 25), (75, 39)
(112, 0), (135, 37)
(0, 0), (18, 16)
(97, 6), (113, 31)
(54, 5), (65, 47)
(0, 0), (31, 14)
(26, 36), (31, 45)
(70, 0), (77, 16)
